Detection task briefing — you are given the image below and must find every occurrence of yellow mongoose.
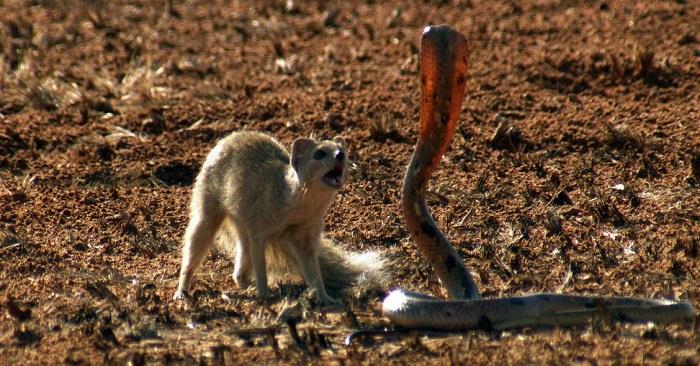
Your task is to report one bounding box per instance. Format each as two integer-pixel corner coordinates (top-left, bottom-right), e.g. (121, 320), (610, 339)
(173, 131), (384, 305)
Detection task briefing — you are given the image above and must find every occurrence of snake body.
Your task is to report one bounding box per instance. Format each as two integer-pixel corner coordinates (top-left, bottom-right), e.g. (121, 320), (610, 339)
(383, 290), (695, 331)
(381, 25), (696, 331)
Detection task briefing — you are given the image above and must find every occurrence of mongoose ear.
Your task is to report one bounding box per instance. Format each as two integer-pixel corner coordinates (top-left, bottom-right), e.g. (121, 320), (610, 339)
(332, 136), (345, 147)
(291, 137), (315, 171)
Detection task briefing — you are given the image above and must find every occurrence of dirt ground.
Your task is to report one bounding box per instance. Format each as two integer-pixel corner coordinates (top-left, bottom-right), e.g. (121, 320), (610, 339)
(1, 0), (699, 364)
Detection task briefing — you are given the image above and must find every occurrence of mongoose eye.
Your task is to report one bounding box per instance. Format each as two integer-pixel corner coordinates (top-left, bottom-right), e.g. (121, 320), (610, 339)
(313, 150), (326, 160)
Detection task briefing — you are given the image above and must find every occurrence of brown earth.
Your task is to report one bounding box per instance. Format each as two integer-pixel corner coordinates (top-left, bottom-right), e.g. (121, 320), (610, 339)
(1, 0), (699, 364)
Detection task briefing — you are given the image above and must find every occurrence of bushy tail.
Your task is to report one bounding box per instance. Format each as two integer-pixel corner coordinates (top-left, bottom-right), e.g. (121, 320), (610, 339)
(316, 239), (389, 292)
(217, 220), (389, 294)
(265, 237), (390, 294)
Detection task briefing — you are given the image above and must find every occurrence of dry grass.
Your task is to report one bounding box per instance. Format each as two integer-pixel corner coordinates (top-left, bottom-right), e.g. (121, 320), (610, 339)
(26, 77), (82, 110)
(489, 118), (525, 151)
(0, 174), (35, 204)
(369, 115), (404, 142)
(0, 58), (82, 110)
(544, 210), (563, 236)
(533, 44), (678, 93)
(1, 55), (170, 114)
(606, 44), (678, 87)
(607, 45), (673, 85)
(686, 153), (700, 186)
(0, 228), (21, 252)
(87, 63), (171, 106)
(605, 123), (644, 152)
(119, 64), (170, 103)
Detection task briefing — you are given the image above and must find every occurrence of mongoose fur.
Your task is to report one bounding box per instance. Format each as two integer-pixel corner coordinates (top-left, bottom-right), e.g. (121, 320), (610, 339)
(174, 131), (385, 304)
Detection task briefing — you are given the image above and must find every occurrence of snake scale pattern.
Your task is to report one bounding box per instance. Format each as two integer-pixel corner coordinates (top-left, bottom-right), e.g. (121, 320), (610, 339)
(381, 25), (696, 331)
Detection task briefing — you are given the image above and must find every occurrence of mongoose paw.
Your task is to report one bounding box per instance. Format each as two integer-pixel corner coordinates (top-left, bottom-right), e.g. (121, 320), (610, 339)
(255, 287), (270, 301)
(233, 273), (251, 288)
(173, 289), (190, 301)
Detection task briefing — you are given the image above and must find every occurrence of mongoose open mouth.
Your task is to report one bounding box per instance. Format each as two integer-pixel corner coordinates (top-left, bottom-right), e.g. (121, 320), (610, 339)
(322, 164), (344, 189)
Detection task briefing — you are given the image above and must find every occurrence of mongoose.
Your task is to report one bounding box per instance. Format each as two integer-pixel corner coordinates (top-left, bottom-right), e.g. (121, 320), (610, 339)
(174, 131), (384, 305)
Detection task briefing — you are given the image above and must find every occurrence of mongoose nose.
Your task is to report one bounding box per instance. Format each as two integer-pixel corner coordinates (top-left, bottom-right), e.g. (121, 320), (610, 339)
(335, 150), (345, 161)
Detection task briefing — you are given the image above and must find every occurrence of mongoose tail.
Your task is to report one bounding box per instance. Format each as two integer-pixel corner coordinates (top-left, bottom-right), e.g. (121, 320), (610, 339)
(257, 236), (389, 294)
(316, 239), (389, 292)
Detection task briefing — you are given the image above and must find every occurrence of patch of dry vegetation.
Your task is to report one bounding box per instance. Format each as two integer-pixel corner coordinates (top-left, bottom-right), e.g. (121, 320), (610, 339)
(529, 44), (679, 94)
(369, 114), (405, 143)
(1, 54), (170, 116)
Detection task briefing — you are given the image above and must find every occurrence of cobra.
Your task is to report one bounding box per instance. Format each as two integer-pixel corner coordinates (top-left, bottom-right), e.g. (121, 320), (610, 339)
(381, 25), (695, 331)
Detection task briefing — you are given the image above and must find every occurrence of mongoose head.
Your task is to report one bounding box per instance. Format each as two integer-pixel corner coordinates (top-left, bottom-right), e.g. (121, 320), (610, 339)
(291, 136), (348, 190)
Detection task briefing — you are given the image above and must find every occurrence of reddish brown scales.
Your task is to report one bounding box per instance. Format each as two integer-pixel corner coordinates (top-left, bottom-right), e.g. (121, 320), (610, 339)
(401, 25), (480, 300)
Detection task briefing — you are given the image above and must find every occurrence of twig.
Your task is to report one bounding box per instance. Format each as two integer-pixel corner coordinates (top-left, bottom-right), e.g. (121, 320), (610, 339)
(0, 243), (21, 253)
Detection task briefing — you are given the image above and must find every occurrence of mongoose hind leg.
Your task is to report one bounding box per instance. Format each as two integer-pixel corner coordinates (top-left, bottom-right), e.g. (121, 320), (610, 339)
(286, 240), (339, 306)
(174, 195), (225, 300)
(232, 225), (253, 288)
(248, 235), (270, 300)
